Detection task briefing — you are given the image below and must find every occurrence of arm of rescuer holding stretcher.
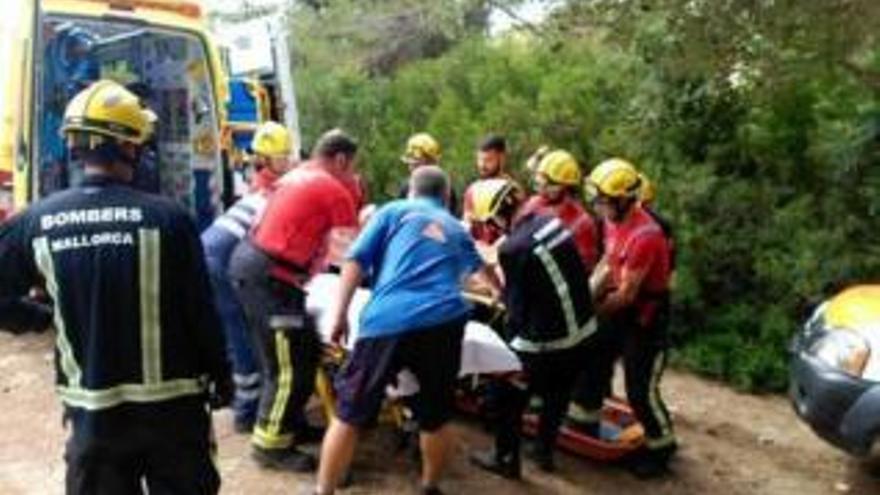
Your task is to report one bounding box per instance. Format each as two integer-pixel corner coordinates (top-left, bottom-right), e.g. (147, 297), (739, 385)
(593, 236), (657, 317)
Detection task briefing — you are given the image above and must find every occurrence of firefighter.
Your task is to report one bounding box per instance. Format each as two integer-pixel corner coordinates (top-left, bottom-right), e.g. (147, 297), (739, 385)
(584, 158), (677, 478)
(201, 121), (295, 433)
(467, 178), (596, 478)
(637, 172), (676, 272)
(249, 121), (295, 193)
(462, 134), (521, 245)
(313, 166), (501, 495)
(397, 133), (460, 215)
(0, 80), (231, 494)
(523, 149), (600, 272)
(228, 129), (360, 472)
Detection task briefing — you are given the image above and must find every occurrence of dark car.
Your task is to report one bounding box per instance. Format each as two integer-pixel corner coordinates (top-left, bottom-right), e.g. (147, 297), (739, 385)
(790, 285), (880, 457)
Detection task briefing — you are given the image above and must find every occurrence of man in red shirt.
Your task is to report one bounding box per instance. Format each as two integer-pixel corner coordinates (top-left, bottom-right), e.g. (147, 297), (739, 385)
(228, 130), (359, 472)
(461, 134), (520, 245)
(522, 150), (599, 272)
(583, 158), (676, 478)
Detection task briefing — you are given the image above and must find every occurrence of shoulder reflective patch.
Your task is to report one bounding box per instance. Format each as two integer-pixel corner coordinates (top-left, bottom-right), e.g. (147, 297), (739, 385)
(533, 217), (563, 242)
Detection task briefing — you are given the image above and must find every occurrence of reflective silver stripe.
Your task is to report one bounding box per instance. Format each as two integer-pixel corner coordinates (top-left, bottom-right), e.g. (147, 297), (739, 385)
(57, 378), (203, 411)
(139, 229), (162, 384)
(513, 244), (597, 354)
(268, 314), (305, 330)
(235, 388), (262, 401)
(32, 237), (82, 387)
(233, 372), (261, 387)
(546, 229), (572, 251)
(510, 318), (596, 352)
(215, 216), (247, 239)
(533, 217), (563, 242)
(648, 350), (674, 444)
(227, 208), (255, 226)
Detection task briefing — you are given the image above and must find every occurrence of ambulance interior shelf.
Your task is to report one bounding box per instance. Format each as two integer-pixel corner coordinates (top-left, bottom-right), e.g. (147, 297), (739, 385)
(37, 17), (222, 229)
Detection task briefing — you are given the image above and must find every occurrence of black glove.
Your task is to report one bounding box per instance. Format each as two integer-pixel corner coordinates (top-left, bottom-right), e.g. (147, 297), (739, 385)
(207, 373), (234, 410)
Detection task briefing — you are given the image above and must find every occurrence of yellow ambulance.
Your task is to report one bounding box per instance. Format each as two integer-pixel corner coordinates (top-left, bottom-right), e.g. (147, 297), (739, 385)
(0, 0), (229, 229)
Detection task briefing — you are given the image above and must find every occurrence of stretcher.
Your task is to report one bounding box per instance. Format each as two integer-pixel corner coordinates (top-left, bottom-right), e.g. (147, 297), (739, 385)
(304, 273), (645, 462)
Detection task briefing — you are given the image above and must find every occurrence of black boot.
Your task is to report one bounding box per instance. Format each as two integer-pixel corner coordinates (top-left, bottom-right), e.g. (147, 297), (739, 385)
(526, 441), (555, 472)
(625, 447), (672, 479)
(469, 448), (522, 480)
(293, 424), (326, 444)
(251, 446), (316, 472)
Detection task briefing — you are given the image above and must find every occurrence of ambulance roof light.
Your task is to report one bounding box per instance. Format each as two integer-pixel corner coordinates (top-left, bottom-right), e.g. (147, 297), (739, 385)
(99, 0), (203, 19)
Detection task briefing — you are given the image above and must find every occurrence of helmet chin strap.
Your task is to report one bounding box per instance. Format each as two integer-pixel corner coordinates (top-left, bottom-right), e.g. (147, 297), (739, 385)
(611, 196), (636, 222)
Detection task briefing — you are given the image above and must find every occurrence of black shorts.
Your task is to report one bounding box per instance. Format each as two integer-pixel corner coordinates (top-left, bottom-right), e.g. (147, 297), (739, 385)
(334, 318), (466, 431)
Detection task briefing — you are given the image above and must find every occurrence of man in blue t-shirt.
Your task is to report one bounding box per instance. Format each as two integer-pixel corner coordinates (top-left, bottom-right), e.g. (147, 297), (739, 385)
(313, 166), (500, 495)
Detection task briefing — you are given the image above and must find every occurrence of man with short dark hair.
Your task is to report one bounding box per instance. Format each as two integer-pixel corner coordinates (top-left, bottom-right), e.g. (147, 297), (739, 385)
(313, 166), (500, 495)
(462, 134), (520, 245)
(229, 129), (360, 472)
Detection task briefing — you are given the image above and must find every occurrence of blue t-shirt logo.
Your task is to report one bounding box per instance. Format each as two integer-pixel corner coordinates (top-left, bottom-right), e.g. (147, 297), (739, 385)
(422, 221), (447, 244)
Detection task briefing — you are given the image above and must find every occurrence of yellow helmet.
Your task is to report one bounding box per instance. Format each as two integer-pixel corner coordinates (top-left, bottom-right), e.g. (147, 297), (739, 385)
(638, 173), (656, 204)
(401, 133), (441, 165)
(252, 121), (293, 158)
(525, 145), (550, 173)
(587, 158), (641, 198)
(537, 150), (581, 186)
(61, 80), (156, 146)
(469, 178), (518, 222)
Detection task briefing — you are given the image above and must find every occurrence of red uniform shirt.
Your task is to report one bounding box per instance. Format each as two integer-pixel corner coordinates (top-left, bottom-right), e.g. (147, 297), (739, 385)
(339, 173), (368, 211)
(603, 206), (671, 323)
(249, 167), (283, 194)
(522, 195), (599, 271)
(252, 164), (357, 285)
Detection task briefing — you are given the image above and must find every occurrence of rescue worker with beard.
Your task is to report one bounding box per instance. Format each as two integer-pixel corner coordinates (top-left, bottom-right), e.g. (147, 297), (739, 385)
(462, 134), (521, 245)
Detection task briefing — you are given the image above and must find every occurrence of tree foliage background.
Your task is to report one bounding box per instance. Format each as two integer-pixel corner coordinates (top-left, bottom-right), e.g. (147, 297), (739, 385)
(270, 0), (878, 391)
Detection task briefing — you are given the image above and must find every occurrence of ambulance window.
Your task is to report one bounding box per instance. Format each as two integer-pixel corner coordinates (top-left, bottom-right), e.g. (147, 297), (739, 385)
(36, 17), (223, 225)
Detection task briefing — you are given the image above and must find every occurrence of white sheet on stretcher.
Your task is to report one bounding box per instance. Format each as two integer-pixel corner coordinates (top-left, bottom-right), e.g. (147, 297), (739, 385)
(305, 274), (522, 396)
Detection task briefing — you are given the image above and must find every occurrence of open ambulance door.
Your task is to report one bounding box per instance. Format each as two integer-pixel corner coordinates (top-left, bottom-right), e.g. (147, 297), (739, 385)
(0, 0), (38, 220)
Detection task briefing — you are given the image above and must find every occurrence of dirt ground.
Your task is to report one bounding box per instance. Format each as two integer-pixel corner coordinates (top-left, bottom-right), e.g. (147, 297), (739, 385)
(1, 332), (879, 495)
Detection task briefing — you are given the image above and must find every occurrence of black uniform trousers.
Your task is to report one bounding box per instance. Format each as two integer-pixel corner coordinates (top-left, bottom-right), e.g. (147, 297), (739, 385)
(229, 240), (321, 450)
(574, 299), (676, 456)
(487, 340), (591, 458)
(64, 397), (219, 495)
